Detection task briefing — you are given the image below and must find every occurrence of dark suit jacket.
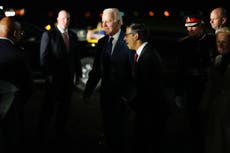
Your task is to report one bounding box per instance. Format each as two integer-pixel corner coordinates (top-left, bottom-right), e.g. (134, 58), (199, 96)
(0, 39), (33, 105)
(84, 31), (135, 106)
(40, 27), (82, 90)
(133, 43), (166, 112)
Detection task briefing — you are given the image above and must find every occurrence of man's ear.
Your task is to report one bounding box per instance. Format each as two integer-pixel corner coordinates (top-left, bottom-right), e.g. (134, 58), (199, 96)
(12, 30), (18, 39)
(135, 33), (139, 40)
(222, 17), (227, 25)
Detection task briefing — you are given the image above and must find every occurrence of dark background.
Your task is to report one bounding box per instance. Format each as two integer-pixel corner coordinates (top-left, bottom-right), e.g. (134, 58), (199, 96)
(0, 1), (229, 152)
(1, 0), (229, 28)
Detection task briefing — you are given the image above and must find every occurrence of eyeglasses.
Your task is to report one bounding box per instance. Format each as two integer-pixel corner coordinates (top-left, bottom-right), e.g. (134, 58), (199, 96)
(125, 32), (135, 37)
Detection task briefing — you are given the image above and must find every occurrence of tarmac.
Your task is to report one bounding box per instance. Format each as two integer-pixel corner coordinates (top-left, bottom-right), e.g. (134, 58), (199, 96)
(2, 82), (195, 153)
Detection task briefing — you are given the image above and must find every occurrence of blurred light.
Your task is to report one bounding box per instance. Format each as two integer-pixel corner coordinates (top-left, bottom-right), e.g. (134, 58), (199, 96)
(149, 11), (155, 17)
(5, 9), (15, 17)
(45, 24), (51, 31)
(91, 43), (96, 47)
(0, 6), (3, 10)
(164, 10), (170, 17)
(15, 9), (25, 16)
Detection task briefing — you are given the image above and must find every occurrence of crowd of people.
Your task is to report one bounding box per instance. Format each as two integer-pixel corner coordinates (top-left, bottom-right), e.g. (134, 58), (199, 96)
(0, 6), (230, 153)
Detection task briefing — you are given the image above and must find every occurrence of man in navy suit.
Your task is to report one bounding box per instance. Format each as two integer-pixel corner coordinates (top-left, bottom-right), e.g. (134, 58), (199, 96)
(83, 8), (135, 153)
(39, 10), (82, 141)
(0, 17), (33, 152)
(124, 23), (169, 153)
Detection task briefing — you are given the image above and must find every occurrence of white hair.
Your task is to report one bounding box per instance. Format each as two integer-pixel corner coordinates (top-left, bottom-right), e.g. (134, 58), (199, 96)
(103, 8), (123, 25)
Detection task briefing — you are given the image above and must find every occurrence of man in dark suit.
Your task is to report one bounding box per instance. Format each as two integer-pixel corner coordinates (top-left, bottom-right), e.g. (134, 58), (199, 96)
(124, 23), (169, 153)
(0, 17), (34, 152)
(39, 10), (82, 141)
(83, 8), (135, 153)
(176, 14), (217, 153)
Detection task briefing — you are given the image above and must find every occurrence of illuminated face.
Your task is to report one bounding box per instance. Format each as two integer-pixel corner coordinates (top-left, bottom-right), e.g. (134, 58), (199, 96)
(102, 11), (120, 36)
(216, 32), (230, 55)
(57, 11), (70, 31)
(186, 25), (204, 38)
(124, 27), (136, 50)
(210, 10), (222, 30)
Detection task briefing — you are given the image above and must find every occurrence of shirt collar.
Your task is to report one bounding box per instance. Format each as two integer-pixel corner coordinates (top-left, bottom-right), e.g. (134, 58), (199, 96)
(0, 37), (15, 45)
(57, 25), (68, 34)
(136, 42), (148, 56)
(110, 29), (121, 41)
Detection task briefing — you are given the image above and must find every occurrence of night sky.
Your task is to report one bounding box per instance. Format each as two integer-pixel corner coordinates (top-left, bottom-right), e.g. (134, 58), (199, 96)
(1, 0), (228, 27)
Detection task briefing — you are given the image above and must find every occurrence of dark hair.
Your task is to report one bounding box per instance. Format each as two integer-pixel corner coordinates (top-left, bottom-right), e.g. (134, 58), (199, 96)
(128, 23), (150, 42)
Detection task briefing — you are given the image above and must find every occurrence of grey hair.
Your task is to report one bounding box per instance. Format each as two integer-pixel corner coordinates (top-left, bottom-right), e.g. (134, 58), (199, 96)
(103, 8), (123, 25)
(216, 26), (230, 35)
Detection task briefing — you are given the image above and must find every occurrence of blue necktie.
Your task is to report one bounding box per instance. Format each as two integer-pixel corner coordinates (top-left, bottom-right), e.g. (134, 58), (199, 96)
(107, 37), (113, 55)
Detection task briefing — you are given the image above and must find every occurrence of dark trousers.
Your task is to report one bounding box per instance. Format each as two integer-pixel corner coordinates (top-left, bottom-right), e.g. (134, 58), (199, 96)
(37, 82), (73, 142)
(100, 99), (132, 153)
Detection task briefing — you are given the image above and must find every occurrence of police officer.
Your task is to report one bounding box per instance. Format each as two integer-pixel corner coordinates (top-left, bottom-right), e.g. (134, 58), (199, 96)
(175, 14), (217, 153)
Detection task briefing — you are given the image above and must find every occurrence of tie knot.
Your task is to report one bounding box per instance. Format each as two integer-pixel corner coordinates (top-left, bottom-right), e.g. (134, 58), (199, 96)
(63, 32), (68, 36)
(109, 37), (113, 43)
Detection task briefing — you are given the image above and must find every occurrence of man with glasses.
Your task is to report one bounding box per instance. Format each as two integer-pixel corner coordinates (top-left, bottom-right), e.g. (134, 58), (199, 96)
(124, 23), (169, 153)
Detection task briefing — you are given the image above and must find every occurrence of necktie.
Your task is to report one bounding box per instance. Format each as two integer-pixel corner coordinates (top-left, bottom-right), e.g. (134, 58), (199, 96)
(132, 53), (138, 77)
(134, 53), (138, 62)
(107, 37), (114, 55)
(63, 32), (70, 49)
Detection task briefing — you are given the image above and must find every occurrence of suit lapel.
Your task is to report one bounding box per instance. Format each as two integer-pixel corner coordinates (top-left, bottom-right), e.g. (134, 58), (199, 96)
(138, 44), (148, 62)
(111, 32), (125, 56)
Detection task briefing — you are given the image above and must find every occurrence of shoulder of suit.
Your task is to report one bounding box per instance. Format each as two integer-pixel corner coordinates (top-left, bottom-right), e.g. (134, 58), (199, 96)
(68, 29), (76, 35)
(98, 35), (108, 43)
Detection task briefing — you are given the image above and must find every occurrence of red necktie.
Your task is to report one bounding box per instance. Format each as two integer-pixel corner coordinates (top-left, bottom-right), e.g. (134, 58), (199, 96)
(132, 53), (138, 77)
(63, 32), (70, 49)
(134, 53), (138, 62)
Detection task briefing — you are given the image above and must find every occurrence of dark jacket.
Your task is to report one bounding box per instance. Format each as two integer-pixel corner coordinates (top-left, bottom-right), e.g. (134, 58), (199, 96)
(132, 43), (167, 112)
(0, 39), (33, 105)
(84, 31), (135, 105)
(40, 27), (82, 86)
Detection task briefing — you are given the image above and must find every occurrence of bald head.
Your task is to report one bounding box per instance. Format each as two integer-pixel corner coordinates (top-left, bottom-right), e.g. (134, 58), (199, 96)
(210, 7), (228, 30)
(0, 17), (22, 42)
(57, 10), (70, 31)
